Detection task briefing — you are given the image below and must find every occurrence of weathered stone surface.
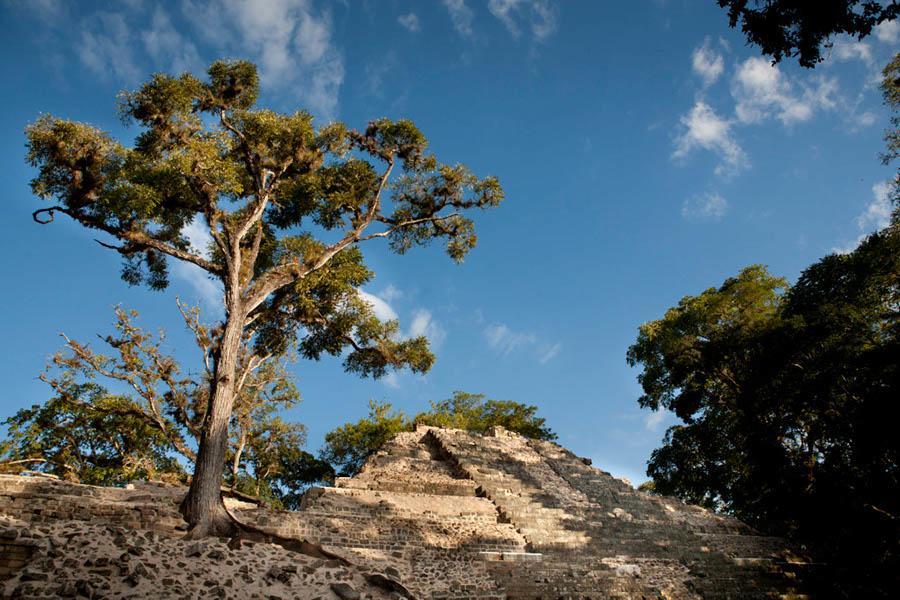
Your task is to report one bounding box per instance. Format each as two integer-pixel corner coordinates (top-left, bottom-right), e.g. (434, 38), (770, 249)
(0, 426), (812, 598)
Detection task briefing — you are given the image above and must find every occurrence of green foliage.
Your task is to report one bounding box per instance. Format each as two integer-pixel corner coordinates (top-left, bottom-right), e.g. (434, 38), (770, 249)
(412, 391), (557, 441)
(882, 52), (900, 169)
(0, 305), (326, 507)
(320, 400), (409, 476)
(1, 383), (184, 485)
(717, 1), (899, 68)
(628, 230), (900, 596)
(26, 59), (502, 386)
(321, 393), (555, 476)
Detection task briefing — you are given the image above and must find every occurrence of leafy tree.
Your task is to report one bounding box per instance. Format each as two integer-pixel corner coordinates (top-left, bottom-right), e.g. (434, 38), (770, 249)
(716, 0), (898, 67)
(2, 305), (323, 508)
(321, 392), (556, 476)
(321, 400), (409, 476)
(628, 236), (900, 596)
(0, 382), (184, 485)
(25, 60), (502, 535)
(412, 391), (557, 441)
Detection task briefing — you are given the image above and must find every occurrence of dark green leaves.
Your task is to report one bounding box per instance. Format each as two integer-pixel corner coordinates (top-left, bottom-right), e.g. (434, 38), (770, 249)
(717, 1), (899, 68)
(629, 229), (900, 594)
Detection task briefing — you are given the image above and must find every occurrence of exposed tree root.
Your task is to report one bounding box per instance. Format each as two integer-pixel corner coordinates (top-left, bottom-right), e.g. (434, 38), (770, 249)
(181, 495), (421, 597)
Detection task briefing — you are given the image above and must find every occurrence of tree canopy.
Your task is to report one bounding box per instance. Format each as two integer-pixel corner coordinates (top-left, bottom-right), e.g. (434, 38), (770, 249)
(321, 392), (556, 476)
(716, 0), (899, 67)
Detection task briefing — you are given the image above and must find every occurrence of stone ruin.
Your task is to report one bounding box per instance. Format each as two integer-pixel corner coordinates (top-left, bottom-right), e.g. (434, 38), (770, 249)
(0, 425), (812, 598)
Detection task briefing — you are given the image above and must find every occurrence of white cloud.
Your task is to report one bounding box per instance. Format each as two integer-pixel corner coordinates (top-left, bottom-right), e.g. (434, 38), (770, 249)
(487, 0), (558, 41)
(858, 180), (894, 232)
(182, 216), (214, 259)
(682, 192), (728, 222)
(643, 410), (667, 431)
(673, 101), (748, 176)
(382, 371), (402, 389)
(173, 217), (222, 311)
(831, 39), (873, 65)
(358, 290), (398, 321)
(397, 12), (420, 33)
(408, 309), (446, 349)
(443, 0), (474, 37)
(691, 38), (724, 87)
(875, 19), (899, 44)
(182, 0), (345, 118)
(833, 179), (896, 253)
(142, 6), (202, 74)
(731, 57), (836, 126)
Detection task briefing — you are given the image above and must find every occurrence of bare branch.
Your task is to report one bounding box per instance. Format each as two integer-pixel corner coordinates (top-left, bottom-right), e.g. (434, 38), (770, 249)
(34, 206), (224, 275)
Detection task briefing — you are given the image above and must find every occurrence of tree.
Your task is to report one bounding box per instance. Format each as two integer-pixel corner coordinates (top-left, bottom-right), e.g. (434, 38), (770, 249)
(716, 0), (899, 67)
(627, 239), (900, 596)
(1, 305), (322, 506)
(412, 391), (557, 441)
(321, 392), (556, 476)
(321, 400), (409, 476)
(26, 60), (503, 535)
(0, 382), (184, 485)
(881, 52), (900, 169)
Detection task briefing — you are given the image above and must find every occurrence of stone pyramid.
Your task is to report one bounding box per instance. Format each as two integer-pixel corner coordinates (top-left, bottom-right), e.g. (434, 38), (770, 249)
(246, 425), (811, 598)
(0, 426), (811, 599)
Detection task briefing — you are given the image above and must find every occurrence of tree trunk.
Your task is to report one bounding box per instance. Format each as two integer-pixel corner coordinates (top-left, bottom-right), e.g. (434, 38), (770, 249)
(180, 308), (245, 537)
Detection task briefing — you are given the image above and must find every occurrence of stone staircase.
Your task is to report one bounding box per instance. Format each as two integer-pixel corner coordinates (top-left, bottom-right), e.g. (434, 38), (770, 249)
(423, 426), (812, 599)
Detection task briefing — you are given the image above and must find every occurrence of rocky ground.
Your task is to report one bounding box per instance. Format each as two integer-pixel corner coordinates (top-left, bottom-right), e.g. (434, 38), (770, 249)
(0, 515), (404, 600)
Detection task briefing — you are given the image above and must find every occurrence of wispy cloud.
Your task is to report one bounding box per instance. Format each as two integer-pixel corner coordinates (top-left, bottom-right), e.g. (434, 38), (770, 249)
(397, 12), (420, 33)
(380, 284), (403, 302)
(485, 323), (536, 355)
(443, 0), (474, 38)
(484, 322), (561, 364)
(408, 309), (447, 350)
(488, 0), (558, 41)
(682, 192), (728, 222)
(538, 342), (562, 364)
(831, 39), (874, 66)
(78, 12), (141, 83)
(141, 6), (202, 74)
(673, 101), (748, 176)
(858, 180), (894, 232)
(643, 409), (667, 431)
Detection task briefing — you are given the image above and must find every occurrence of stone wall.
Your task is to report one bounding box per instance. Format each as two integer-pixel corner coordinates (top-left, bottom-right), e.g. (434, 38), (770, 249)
(0, 427), (813, 599)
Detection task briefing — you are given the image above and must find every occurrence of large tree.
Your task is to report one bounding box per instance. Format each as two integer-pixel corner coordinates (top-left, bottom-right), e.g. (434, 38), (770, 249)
(716, 0), (899, 67)
(25, 60), (503, 536)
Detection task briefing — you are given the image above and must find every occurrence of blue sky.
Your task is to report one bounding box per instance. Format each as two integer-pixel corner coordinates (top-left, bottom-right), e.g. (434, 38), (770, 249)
(0, 1), (897, 484)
